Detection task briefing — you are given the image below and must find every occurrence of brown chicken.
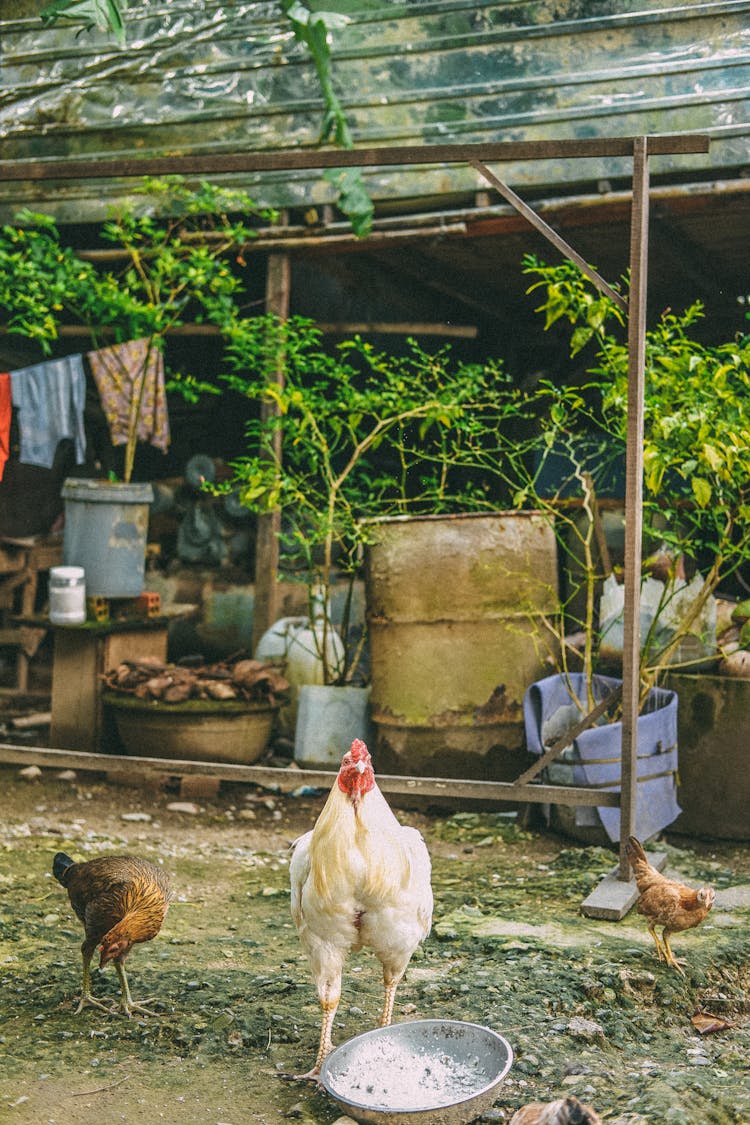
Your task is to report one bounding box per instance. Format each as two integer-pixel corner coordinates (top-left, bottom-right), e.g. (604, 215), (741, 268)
(53, 852), (173, 1016)
(626, 835), (715, 975)
(510, 1095), (602, 1124)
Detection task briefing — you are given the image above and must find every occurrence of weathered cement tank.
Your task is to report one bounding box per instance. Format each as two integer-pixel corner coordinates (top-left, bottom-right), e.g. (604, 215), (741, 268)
(365, 511), (559, 780)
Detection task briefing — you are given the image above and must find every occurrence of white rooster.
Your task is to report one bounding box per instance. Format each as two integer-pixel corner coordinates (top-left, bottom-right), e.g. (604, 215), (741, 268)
(289, 738), (433, 1077)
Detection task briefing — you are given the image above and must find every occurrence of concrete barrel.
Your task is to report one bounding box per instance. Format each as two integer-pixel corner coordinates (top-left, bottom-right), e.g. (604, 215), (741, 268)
(364, 511), (559, 779)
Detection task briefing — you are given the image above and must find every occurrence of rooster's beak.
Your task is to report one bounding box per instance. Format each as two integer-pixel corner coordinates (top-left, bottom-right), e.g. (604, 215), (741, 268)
(355, 760), (366, 774)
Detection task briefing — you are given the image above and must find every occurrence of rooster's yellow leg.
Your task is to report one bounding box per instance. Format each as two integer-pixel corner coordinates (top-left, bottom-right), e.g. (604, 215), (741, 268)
(75, 949), (112, 1014)
(379, 970), (404, 1028)
(661, 932), (687, 976)
(292, 975), (341, 1081)
(114, 961), (159, 1017)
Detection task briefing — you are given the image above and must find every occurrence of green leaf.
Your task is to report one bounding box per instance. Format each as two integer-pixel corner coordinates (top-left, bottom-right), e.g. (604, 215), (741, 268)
(691, 477), (712, 508)
(40, 0), (126, 44)
(323, 168), (374, 238)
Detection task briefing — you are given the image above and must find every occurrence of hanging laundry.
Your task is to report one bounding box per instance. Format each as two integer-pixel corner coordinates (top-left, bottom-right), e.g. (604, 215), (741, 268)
(10, 354), (87, 469)
(0, 373), (11, 481)
(87, 337), (170, 453)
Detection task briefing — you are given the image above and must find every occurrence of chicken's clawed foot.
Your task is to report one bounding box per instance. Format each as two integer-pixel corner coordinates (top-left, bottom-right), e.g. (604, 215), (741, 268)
(662, 937), (687, 976)
(74, 992), (115, 1015)
(119, 996), (160, 1018)
(279, 1066), (324, 1085)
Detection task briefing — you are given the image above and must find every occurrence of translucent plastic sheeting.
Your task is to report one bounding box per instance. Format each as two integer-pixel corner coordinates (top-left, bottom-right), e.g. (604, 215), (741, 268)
(1, 1), (749, 220)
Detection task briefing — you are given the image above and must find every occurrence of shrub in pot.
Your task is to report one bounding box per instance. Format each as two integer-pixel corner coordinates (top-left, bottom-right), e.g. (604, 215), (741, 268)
(216, 315), (559, 772)
(518, 255), (750, 841)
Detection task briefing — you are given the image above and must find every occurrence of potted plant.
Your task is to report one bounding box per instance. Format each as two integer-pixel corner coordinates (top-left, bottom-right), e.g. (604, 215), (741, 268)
(0, 178), (276, 596)
(216, 315), (558, 772)
(102, 653), (289, 765)
(517, 254), (750, 842)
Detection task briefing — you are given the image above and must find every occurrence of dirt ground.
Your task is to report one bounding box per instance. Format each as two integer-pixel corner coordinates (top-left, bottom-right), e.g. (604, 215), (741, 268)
(1, 764), (748, 1125)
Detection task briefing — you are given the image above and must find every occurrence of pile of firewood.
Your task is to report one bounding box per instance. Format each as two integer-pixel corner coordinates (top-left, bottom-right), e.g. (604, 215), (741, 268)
(102, 654), (290, 705)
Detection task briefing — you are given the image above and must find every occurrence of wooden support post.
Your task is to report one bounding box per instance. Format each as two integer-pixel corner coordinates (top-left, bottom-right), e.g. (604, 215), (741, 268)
(252, 248), (290, 651)
(583, 139), (651, 921)
(619, 137), (650, 881)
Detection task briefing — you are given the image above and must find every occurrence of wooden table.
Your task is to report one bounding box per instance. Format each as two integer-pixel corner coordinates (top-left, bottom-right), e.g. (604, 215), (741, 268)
(49, 618), (169, 754)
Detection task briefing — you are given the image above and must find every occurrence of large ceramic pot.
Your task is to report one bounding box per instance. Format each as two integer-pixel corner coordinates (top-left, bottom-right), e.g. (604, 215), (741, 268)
(104, 692), (277, 765)
(364, 511), (559, 780)
(523, 672), (681, 844)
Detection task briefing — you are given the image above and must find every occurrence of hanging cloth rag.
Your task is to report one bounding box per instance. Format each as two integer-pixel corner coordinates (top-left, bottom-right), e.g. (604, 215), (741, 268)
(0, 373), (11, 481)
(87, 337), (170, 453)
(10, 354), (87, 469)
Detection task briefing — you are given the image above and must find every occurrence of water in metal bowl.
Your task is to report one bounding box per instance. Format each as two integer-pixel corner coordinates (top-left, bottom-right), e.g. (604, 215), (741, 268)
(319, 1019), (514, 1125)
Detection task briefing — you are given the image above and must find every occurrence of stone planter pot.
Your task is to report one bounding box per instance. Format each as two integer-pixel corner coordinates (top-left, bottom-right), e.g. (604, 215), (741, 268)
(665, 672), (750, 840)
(523, 672), (681, 845)
(104, 692), (277, 765)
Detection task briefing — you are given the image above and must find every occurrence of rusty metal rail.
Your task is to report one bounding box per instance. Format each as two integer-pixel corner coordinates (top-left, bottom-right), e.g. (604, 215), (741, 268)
(0, 742), (620, 807)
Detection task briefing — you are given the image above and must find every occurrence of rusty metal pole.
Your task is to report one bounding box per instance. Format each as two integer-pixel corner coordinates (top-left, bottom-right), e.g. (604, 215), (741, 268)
(619, 137), (650, 882)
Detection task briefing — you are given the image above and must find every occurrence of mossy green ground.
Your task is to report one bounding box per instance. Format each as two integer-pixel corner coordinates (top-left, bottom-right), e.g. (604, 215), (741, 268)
(0, 768), (748, 1124)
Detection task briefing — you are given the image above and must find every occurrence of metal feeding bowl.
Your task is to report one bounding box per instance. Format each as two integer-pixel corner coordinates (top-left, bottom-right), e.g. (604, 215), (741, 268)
(319, 1019), (514, 1125)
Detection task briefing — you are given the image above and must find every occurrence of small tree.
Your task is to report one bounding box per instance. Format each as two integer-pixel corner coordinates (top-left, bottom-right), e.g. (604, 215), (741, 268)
(0, 178), (276, 481)
(522, 254), (750, 706)
(217, 315), (541, 683)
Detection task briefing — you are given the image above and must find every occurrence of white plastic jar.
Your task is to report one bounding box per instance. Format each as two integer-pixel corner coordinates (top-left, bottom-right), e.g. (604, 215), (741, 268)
(49, 566), (86, 626)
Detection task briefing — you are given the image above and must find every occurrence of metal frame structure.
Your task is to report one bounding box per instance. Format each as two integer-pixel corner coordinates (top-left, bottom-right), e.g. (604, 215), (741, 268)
(0, 134), (709, 910)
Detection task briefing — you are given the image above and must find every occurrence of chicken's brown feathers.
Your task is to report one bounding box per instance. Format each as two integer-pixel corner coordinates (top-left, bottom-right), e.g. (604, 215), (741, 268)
(53, 853), (172, 956)
(625, 835), (653, 885)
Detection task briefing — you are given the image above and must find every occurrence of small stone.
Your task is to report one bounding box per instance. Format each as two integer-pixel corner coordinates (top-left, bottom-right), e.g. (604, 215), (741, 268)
(238, 809), (257, 820)
(19, 765), (42, 781)
(56, 769), (77, 781)
(121, 811), (152, 822)
(564, 1061), (592, 1076)
(166, 801), (201, 815)
(567, 1016), (606, 1042)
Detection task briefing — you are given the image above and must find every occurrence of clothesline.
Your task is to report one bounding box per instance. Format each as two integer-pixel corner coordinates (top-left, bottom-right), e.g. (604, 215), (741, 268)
(1, 337), (170, 483)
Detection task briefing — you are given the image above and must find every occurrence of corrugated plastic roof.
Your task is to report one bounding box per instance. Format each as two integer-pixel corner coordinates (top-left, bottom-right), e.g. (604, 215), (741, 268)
(1, 0), (749, 221)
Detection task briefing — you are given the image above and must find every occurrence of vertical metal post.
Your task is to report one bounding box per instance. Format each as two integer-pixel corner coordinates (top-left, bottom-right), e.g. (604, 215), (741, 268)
(619, 137), (650, 881)
(252, 249), (291, 651)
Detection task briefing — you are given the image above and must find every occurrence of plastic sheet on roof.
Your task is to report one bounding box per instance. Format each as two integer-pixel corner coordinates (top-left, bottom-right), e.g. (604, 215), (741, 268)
(0, 0), (749, 222)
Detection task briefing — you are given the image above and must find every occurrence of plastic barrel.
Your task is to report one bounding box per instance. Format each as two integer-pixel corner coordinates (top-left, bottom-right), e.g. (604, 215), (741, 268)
(62, 478), (154, 598)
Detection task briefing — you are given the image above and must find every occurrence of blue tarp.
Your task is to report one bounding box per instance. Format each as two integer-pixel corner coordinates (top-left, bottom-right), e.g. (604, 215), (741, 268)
(523, 672), (681, 844)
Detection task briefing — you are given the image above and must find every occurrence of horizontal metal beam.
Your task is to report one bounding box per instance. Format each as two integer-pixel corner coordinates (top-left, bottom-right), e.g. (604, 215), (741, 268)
(0, 135), (710, 183)
(0, 743), (620, 807)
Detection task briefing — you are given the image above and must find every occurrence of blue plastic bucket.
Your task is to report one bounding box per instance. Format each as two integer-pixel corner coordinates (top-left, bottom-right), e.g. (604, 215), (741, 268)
(62, 478), (154, 599)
